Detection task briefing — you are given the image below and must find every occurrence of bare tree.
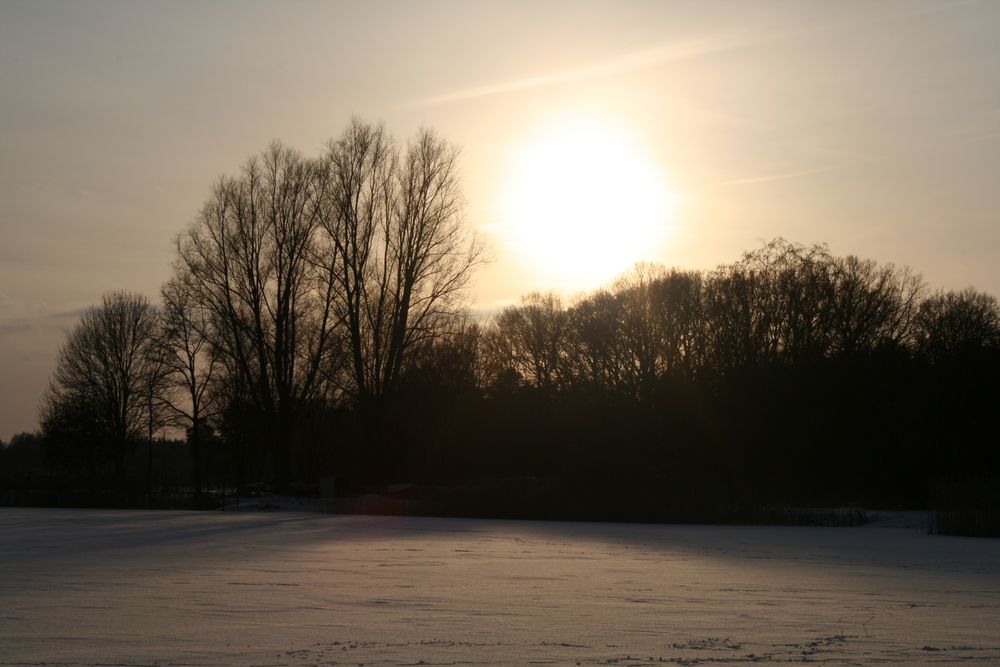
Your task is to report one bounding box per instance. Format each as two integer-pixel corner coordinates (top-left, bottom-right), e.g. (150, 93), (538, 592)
(914, 288), (1000, 361)
(42, 291), (163, 481)
(142, 328), (173, 503)
(564, 289), (622, 391)
(561, 266), (706, 397)
(482, 292), (569, 392)
(609, 265), (670, 398)
(650, 269), (709, 380)
(160, 273), (221, 499)
(173, 142), (343, 484)
(319, 119), (484, 403)
(828, 255), (924, 356)
(401, 319), (484, 397)
(169, 123), (481, 482)
(706, 240), (835, 368)
(700, 240), (923, 370)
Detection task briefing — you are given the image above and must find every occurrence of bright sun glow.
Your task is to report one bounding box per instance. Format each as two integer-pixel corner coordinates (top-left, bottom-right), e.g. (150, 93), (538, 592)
(500, 116), (677, 288)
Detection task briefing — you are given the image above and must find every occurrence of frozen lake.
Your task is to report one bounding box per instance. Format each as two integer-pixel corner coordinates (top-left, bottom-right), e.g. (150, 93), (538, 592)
(2, 508), (999, 666)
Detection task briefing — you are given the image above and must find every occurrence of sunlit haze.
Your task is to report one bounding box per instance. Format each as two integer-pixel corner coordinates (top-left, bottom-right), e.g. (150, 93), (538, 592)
(1, 0), (999, 438)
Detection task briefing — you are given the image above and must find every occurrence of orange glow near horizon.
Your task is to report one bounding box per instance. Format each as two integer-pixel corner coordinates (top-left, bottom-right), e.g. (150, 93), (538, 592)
(498, 115), (678, 290)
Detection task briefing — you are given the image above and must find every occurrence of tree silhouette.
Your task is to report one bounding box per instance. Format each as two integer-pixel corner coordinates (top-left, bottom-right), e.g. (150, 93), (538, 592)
(319, 119), (483, 404)
(828, 255), (924, 357)
(914, 288), (1000, 362)
(173, 143), (343, 485)
(162, 121), (484, 486)
(160, 274), (222, 500)
(42, 291), (163, 482)
(482, 292), (569, 393)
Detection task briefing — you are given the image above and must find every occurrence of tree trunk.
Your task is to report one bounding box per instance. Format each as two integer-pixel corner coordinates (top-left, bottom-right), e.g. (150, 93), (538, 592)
(145, 437), (153, 508)
(190, 417), (203, 507)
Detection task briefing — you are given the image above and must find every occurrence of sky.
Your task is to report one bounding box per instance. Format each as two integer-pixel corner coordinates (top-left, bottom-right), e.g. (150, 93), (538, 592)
(1, 0), (999, 439)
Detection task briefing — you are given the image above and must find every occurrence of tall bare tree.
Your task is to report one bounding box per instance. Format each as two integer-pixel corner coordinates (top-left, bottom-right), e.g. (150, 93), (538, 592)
(173, 143), (343, 483)
(319, 119), (483, 403)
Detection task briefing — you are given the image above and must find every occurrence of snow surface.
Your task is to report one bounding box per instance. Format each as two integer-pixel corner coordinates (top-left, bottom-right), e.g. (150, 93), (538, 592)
(2, 508), (999, 666)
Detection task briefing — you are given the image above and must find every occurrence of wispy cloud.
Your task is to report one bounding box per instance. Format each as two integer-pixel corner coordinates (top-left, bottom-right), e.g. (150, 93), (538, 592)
(412, 0), (983, 109)
(0, 321), (32, 338)
(0, 303), (87, 339)
(47, 307), (89, 321)
(720, 165), (846, 187)
(410, 31), (763, 107)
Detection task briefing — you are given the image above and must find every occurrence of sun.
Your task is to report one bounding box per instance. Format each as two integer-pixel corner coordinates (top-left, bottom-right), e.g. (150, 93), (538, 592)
(499, 116), (677, 289)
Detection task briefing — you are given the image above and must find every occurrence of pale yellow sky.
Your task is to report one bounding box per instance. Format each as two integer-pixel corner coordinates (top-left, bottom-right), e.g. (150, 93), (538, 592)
(2, 0), (999, 439)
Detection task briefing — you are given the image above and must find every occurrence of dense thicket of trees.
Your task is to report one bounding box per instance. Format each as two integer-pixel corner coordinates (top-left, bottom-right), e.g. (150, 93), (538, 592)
(3, 123), (998, 522)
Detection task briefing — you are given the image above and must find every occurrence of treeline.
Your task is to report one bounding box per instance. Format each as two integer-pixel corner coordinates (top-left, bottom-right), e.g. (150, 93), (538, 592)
(454, 241), (999, 520)
(3, 120), (998, 522)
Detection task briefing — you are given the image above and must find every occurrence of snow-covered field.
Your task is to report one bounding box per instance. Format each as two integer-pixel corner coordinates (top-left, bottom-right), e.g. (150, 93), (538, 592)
(2, 508), (999, 666)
